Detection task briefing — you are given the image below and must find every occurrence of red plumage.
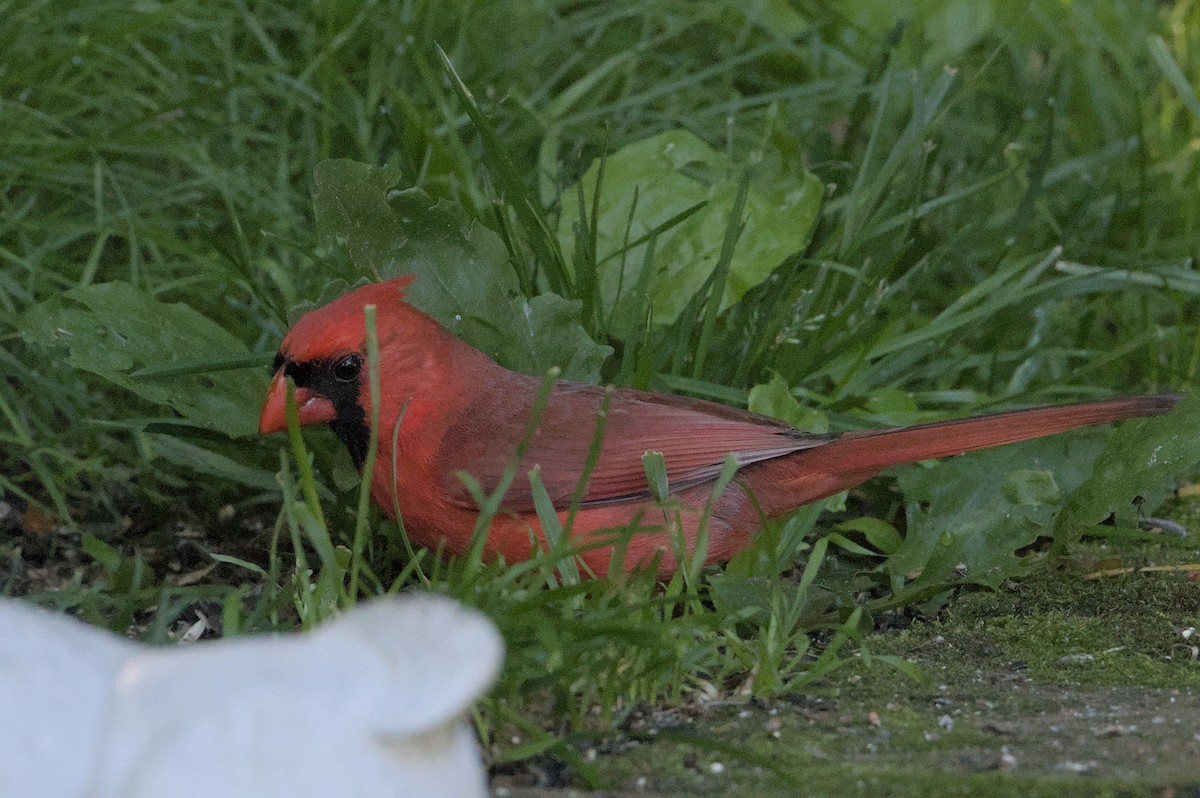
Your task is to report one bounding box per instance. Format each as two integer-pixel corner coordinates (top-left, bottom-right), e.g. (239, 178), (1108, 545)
(259, 279), (1178, 577)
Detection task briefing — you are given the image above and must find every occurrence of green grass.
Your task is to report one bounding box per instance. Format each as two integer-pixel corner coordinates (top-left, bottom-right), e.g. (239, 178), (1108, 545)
(4, 0), (1200, 790)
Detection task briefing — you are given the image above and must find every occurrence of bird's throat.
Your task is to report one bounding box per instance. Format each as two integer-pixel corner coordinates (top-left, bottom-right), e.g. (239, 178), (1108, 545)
(330, 412), (370, 470)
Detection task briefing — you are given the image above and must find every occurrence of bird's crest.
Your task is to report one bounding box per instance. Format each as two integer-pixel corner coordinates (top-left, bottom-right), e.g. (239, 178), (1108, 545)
(279, 277), (414, 361)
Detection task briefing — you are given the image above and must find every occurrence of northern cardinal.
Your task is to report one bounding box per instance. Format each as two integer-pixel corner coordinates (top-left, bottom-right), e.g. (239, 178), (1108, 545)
(259, 279), (1178, 577)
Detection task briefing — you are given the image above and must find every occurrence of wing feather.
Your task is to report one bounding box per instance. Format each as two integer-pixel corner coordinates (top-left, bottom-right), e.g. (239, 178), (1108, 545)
(435, 379), (832, 512)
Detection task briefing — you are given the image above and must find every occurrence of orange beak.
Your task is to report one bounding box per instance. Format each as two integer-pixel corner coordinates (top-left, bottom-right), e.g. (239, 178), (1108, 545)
(258, 370), (338, 435)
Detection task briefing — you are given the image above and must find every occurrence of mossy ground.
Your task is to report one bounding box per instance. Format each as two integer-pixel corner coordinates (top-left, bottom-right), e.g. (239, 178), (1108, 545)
(493, 505), (1200, 797)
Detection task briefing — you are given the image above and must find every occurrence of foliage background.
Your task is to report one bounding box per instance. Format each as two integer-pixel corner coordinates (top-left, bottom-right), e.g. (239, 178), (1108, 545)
(3, 0), (1200, 780)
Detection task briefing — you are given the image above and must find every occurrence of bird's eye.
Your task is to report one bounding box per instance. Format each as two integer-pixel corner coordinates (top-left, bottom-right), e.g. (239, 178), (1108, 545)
(333, 354), (362, 383)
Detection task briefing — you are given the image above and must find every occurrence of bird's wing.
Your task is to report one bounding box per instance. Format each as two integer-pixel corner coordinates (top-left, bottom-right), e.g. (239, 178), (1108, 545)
(434, 380), (833, 512)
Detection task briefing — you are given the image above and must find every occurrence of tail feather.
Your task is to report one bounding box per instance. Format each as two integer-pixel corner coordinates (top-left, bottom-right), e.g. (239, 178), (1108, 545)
(811, 394), (1180, 475)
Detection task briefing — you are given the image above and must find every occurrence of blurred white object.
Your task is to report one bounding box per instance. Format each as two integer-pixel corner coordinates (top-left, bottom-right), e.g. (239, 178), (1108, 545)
(0, 594), (503, 798)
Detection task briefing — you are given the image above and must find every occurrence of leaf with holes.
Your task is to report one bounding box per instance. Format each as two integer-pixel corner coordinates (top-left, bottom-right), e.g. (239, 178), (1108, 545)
(1054, 393), (1200, 545)
(313, 159), (610, 381)
(883, 432), (1111, 602)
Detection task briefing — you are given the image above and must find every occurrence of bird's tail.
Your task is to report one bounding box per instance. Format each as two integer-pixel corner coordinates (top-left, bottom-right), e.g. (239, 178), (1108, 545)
(811, 394), (1180, 475)
(735, 394), (1181, 524)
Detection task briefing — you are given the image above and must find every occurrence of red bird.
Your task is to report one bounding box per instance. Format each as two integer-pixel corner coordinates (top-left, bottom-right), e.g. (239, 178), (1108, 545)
(259, 279), (1178, 577)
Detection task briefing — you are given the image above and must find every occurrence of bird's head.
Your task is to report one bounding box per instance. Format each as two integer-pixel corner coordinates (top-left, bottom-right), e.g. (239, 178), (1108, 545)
(258, 277), (414, 466)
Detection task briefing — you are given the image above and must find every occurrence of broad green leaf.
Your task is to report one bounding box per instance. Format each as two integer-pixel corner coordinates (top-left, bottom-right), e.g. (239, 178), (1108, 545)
(835, 517), (903, 556)
(313, 159), (609, 381)
(747, 372), (828, 433)
(20, 282), (264, 437)
(885, 433), (1110, 598)
(1054, 393), (1200, 544)
(557, 130), (822, 338)
(510, 293), (613, 382)
(862, 387), (922, 426)
(706, 572), (772, 620)
(1003, 469), (1061, 507)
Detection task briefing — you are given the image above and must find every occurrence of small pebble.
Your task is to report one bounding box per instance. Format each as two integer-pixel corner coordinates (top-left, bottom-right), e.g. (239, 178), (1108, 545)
(1057, 653), (1094, 665)
(1094, 724), (1134, 738)
(1055, 760), (1095, 774)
